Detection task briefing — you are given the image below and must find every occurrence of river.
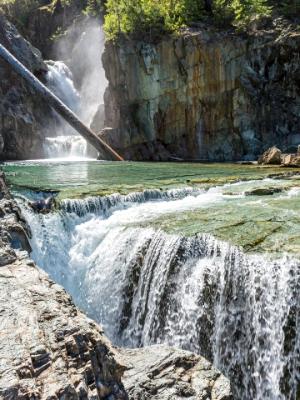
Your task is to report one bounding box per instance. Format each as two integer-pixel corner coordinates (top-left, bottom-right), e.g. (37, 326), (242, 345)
(3, 160), (300, 400)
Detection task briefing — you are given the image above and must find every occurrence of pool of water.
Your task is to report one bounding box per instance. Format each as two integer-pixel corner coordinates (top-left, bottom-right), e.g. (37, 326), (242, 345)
(3, 160), (300, 199)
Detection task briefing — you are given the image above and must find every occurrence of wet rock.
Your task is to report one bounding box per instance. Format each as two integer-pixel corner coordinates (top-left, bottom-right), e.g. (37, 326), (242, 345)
(245, 187), (283, 196)
(258, 146), (282, 165)
(120, 345), (233, 400)
(0, 172), (31, 253)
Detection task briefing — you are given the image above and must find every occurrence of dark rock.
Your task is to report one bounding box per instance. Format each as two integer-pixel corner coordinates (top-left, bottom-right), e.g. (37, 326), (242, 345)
(245, 187), (283, 196)
(0, 16), (51, 160)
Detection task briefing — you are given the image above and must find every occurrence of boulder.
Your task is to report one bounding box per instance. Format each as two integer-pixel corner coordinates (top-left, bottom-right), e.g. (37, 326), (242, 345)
(281, 153), (300, 167)
(245, 187), (283, 196)
(258, 146), (282, 165)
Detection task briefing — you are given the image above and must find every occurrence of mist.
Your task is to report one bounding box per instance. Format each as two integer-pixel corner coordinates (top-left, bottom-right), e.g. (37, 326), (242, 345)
(44, 18), (108, 158)
(54, 18), (107, 127)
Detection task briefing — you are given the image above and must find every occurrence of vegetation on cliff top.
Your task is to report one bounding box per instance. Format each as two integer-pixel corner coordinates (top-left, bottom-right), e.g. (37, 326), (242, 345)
(102, 0), (299, 39)
(0, 0), (299, 42)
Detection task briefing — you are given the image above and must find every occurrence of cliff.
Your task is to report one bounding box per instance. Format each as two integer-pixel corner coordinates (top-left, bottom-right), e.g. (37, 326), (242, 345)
(0, 16), (52, 160)
(102, 19), (300, 161)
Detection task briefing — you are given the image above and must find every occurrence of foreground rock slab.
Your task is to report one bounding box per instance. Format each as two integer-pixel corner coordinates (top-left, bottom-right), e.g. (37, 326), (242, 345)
(120, 346), (232, 400)
(0, 253), (233, 400)
(0, 254), (128, 400)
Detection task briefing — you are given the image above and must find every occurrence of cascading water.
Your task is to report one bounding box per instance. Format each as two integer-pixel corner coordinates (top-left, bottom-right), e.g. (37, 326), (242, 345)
(44, 60), (88, 158)
(43, 22), (107, 159)
(17, 183), (300, 400)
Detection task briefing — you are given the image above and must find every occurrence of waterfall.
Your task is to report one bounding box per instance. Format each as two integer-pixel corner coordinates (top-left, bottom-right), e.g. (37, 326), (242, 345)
(18, 190), (300, 400)
(43, 22), (107, 160)
(44, 60), (88, 159)
(46, 60), (81, 112)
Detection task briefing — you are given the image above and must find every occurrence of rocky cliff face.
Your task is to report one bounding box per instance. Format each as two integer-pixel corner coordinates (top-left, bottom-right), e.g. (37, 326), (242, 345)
(0, 16), (52, 160)
(102, 20), (300, 161)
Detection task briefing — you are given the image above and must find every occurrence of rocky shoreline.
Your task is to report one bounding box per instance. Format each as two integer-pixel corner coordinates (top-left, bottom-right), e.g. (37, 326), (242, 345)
(0, 171), (232, 399)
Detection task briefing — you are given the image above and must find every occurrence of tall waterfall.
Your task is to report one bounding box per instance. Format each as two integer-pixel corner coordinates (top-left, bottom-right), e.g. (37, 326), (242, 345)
(44, 60), (88, 158)
(18, 189), (300, 400)
(44, 22), (107, 159)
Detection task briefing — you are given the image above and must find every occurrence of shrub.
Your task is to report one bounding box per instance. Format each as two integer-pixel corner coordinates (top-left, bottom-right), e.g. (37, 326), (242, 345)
(103, 0), (275, 40)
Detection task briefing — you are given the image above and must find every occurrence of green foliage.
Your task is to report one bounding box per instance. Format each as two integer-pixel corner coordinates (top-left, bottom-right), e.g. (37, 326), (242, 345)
(103, 0), (275, 40)
(0, 0), (298, 44)
(230, 0), (271, 24)
(104, 0), (191, 40)
(84, 0), (104, 16)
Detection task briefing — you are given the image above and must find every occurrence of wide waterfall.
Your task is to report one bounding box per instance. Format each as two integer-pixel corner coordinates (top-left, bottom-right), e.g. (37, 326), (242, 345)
(18, 184), (300, 400)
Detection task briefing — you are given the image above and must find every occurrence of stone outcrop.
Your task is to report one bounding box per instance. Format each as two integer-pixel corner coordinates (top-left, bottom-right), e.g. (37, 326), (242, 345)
(120, 346), (232, 400)
(0, 15), (52, 160)
(0, 254), (128, 400)
(102, 19), (300, 161)
(0, 171), (233, 399)
(281, 152), (300, 166)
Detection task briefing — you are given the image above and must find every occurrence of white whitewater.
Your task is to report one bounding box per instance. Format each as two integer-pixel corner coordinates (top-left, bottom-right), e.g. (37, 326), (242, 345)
(44, 60), (88, 158)
(18, 187), (300, 400)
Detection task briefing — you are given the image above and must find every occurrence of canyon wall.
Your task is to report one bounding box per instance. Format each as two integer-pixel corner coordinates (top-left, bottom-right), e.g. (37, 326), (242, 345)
(102, 20), (300, 161)
(0, 16), (52, 160)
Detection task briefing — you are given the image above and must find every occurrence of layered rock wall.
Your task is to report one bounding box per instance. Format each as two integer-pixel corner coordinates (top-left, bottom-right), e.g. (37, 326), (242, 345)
(102, 21), (300, 161)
